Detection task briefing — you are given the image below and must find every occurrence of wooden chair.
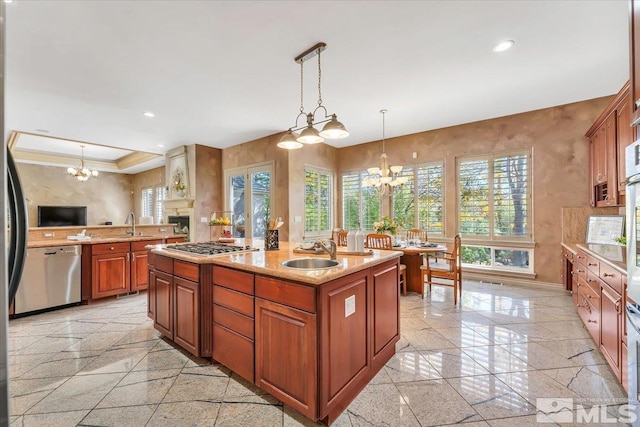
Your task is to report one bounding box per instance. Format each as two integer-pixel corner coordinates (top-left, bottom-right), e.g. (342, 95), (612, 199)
(331, 228), (343, 243)
(337, 231), (348, 246)
(365, 233), (407, 296)
(419, 234), (462, 304)
(406, 228), (428, 243)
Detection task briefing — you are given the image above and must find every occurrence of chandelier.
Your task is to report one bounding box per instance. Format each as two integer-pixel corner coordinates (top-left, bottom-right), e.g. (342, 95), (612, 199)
(277, 42), (349, 149)
(67, 145), (99, 181)
(362, 109), (408, 196)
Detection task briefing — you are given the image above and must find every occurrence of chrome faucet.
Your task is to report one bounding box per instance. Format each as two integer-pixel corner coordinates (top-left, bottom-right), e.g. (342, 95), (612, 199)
(314, 239), (337, 261)
(125, 212), (136, 236)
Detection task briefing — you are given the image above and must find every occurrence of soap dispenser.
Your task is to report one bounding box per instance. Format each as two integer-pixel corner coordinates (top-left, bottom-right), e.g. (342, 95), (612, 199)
(347, 229), (356, 252)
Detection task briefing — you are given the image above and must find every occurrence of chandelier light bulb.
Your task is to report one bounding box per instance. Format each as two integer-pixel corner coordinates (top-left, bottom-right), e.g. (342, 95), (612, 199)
(67, 145), (99, 181)
(297, 126), (324, 144)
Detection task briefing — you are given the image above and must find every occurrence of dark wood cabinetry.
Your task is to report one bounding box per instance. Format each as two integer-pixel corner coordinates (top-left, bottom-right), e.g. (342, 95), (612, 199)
(630, 0), (640, 127)
(565, 245), (627, 390)
(587, 83), (633, 207)
(147, 254), (205, 357)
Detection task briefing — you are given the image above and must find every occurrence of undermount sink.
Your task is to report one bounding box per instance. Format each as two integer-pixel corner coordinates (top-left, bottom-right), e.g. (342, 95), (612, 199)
(282, 258), (340, 270)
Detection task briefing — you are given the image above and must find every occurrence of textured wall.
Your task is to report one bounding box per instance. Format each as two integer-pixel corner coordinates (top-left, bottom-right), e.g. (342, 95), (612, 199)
(16, 163), (133, 227)
(222, 133), (290, 241)
(195, 145), (223, 242)
(338, 96), (614, 285)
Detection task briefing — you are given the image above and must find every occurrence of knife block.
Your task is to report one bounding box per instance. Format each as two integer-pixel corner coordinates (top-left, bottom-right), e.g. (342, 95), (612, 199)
(265, 229), (279, 251)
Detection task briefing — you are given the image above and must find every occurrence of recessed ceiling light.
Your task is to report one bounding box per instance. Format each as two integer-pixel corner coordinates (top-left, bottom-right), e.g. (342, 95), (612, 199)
(157, 144), (164, 148)
(492, 40), (515, 53)
(143, 111), (156, 118)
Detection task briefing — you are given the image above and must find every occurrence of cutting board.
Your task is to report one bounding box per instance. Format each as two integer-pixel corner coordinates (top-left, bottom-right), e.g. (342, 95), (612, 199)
(293, 248), (374, 256)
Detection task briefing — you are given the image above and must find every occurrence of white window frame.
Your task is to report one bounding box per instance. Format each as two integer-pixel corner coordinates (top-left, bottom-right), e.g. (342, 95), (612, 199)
(391, 161), (444, 235)
(457, 150), (532, 242)
(461, 243), (534, 274)
(304, 165), (334, 238)
(141, 185), (167, 225)
(341, 170), (381, 231)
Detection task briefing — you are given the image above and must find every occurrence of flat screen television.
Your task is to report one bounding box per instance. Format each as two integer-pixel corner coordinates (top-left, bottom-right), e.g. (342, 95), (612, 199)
(37, 205), (87, 227)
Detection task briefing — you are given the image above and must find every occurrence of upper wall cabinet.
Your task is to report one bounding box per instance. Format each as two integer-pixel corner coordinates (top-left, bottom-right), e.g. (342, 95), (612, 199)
(630, 0), (640, 128)
(586, 83), (633, 207)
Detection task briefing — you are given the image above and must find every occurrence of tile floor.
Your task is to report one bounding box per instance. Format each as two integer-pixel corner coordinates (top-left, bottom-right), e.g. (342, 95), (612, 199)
(7, 280), (628, 426)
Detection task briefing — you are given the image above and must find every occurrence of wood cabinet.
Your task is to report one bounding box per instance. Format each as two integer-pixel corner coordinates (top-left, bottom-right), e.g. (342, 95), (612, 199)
(147, 254), (204, 357)
(212, 266), (255, 383)
(131, 239), (162, 291)
(630, 0), (640, 127)
(587, 83), (631, 207)
(565, 245), (627, 388)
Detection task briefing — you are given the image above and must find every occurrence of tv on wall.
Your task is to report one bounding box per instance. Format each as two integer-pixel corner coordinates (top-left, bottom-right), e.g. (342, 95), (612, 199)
(37, 206), (87, 227)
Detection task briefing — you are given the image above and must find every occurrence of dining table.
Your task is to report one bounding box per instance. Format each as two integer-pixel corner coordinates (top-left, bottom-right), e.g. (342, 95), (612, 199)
(392, 243), (448, 294)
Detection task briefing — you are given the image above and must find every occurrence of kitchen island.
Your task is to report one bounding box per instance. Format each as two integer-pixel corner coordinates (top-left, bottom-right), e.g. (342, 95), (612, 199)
(147, 241), (401, 424)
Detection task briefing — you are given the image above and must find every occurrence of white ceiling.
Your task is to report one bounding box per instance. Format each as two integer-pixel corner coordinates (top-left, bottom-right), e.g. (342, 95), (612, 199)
(4, 0), (630, 173)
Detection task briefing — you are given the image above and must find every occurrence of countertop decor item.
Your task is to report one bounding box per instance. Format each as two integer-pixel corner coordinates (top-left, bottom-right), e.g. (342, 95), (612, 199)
(277, 42), (349, 150)
(67, 144), (99, 181)
(362, 109), (408, 196)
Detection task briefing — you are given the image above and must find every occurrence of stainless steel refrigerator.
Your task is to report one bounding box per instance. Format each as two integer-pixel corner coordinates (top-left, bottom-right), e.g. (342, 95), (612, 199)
(1, 2), (29, 423)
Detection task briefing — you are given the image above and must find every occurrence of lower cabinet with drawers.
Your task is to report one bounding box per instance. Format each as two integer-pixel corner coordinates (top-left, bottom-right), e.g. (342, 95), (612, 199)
(564, 244), (627, 389)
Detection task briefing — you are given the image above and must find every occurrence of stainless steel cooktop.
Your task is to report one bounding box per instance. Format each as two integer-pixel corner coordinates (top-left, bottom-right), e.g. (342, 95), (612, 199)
(165, 242), (258, 256)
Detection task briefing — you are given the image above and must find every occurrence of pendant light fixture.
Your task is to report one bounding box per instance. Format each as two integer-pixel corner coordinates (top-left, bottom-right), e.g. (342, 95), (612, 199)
(67, 145), (99, 181)
(362, 109), (408, 196)
(277, 42), (349, 149)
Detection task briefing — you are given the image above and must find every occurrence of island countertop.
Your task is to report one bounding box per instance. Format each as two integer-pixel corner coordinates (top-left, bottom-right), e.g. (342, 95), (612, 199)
(150, 240), (401, 286)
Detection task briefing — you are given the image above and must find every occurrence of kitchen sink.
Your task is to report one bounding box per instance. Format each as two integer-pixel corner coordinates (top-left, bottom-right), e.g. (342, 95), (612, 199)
(282, 258), (340, 270)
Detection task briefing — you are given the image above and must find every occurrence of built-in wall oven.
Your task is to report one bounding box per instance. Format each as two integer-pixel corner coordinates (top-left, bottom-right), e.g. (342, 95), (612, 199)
(625, 139), (640, 426)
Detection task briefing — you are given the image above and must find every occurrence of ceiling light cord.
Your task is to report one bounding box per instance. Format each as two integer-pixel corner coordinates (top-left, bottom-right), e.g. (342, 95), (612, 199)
(299, 60), (304, 114)
(317, 49), (322, 107)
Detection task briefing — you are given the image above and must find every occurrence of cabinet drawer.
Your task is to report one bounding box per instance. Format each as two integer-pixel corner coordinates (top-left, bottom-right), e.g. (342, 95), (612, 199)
(599, 263), (623, 295)
(175, 260), (199, 282)
(573, 262), (587, 282)
(213, 324), (254, 383)
(213, 304), (254, 340)
(92, 242), (130, 255)
(586, 256), (600, 276)
(213, 266), (254, 295)
(562, 247), (574, 262)
(577, 288), (600, 343)
(131, 239), (162, 251)
(575, 249), (588, 266)
(583, 273), (602, 306)
(154, 255), (174, 274)
(213, 285), (254, 317)
(255, 276), (316, 313)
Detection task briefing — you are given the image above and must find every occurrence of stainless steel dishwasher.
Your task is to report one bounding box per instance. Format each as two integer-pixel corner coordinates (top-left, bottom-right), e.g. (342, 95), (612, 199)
(15, 245), (82, 315)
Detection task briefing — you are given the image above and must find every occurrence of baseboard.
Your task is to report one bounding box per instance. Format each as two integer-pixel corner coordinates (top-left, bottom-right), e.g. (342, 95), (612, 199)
(463, 272), (564, 291)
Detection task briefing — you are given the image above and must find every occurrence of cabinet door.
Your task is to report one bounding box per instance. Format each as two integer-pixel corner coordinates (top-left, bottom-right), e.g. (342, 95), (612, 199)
(131, 250), (150, 292)
(372, 263), (400, 362)
(174, 277), (199, 355)
(255, 298), (317, 420)
(154, 270), (174, 339)
(148, 269), (157, 319)
(631, 0), (640, 126)
(600, 284), (622, 379)
(618, 95), (634, 193)
(604, 112), (618, 205)
(92, 252), (131, 298)
(593, 123), (607, 184)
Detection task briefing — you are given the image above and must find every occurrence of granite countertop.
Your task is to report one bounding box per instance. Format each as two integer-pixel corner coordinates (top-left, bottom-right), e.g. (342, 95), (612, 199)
(28, 235), (170, 248)
(563, 242), (626, 274)
(151, 241), (402, 286)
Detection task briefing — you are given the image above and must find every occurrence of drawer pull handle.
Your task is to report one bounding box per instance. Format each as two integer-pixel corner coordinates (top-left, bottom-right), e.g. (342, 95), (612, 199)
(588, 263), (597, 266)
(576, 269), (584, 273)
(587, 295), (592, 299)
(110, 247), (115, 251)
(587, 319), (597, 324)
(603, 273), (614, 277)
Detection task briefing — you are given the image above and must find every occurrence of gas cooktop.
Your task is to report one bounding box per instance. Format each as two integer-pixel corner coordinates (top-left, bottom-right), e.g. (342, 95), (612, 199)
(165, 242), (258, 256)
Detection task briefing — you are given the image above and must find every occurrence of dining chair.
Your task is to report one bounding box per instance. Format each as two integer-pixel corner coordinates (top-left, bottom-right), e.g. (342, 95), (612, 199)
(365, 233), (407, 296)
(337, 231), (348, 246)
(406, 228), (428, 243)
(331, 228), (344, 243)
(419, 233), (462, 304)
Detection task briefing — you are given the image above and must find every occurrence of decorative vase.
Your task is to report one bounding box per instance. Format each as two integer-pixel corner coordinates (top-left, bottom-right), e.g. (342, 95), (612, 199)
(176, 189), (185, 198)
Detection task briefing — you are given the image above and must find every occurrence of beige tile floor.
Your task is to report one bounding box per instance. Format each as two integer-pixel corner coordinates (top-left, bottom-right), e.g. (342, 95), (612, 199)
(7, 280), (628, 426)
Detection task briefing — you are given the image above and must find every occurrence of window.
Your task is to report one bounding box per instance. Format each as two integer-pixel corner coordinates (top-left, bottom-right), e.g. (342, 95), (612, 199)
(342, 171), (380, 231)
(141, 185), (167, 224)
(391, 162), (444, 234)
(155, 185), (167, 225)
(457, 151), (532, 273)
(305, 167), (333, 236)
(458, 152), (530, 239)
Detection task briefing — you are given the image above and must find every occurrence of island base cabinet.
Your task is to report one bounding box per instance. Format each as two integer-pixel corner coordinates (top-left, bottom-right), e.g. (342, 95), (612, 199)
(154, 270), (174, 340)
(255, 298), (317, 420)
(174, 277), (199, 356)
